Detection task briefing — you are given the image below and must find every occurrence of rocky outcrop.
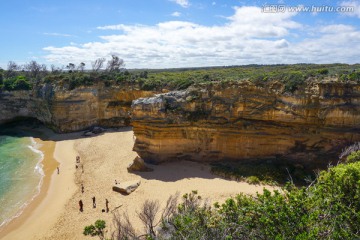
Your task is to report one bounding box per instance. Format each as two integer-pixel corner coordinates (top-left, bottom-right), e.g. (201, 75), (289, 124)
(127, 156), (153, 172)
(0, 83), (155, 132)
(83, 126), (106, 136)
(132, 81), (360, 166)
(112, 180), (141, 195)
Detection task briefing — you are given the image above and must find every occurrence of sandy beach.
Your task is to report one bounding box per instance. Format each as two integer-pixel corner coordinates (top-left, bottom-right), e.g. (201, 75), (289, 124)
(0, 131), (78, 240)
(0, 127), (274, 240)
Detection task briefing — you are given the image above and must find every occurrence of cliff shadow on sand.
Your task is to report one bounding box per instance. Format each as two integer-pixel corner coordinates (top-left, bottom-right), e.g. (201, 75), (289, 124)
(131, 157), (320, 186)
(131, 160), (221, 182)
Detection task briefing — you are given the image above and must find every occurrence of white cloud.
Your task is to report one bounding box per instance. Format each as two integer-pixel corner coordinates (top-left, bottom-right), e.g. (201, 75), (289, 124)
(170, 0), (190, 8)
(43, 6), (360, 68)
(171, 11), (181, 17)
(340, 0), (360, 18)
(43, 32), (74, 37)
(320, 24), (355, 33)
(212, 2), (216, 6)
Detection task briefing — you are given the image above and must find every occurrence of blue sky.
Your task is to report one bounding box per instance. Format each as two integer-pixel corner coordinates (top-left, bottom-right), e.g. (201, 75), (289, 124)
(0, 0), (360, 69)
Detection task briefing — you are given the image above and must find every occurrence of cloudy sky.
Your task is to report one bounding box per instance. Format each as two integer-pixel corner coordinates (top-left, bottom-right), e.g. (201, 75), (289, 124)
(1, 0), (360, 69)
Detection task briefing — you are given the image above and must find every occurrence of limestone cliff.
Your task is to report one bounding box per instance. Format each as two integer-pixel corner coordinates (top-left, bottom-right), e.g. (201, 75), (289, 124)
(0, 83), (154, 132)
(132, 81), (360, 166)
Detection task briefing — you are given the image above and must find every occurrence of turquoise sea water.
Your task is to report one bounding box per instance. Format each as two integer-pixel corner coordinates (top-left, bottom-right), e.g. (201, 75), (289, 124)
(0, 135), (44, 228)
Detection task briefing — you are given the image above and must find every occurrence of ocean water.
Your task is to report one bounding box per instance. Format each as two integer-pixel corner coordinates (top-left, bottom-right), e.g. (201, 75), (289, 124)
(0, 135), (44, 228)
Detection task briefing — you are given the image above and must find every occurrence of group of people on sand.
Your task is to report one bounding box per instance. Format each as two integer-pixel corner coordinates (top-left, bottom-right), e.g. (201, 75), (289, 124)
(57, 154), (81, 175)
(76, 155), (84, 172)
(76, 155), (110, 213)
(79, 198), (109, 213)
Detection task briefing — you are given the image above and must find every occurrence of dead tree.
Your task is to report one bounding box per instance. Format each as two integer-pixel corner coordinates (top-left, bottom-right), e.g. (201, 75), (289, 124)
(78, 62), (86, 72)
(5, 61), (18, 78)
(66, 63), (76, 72)
(112, 212), (137, 240)
(111, 193), (179, 239)
(106, 55), (124, 72)
(91, 58), (106, 72)
(138, 200), (160, 237)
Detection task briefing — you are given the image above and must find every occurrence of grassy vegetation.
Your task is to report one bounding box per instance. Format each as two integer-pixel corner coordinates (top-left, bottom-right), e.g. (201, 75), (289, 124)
(142, 63), (360, 92)
(211, 160), (315, 186)
(1, 62), (360, 92)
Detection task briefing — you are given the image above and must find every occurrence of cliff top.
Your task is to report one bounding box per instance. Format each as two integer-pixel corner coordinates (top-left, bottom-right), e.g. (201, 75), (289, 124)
(1, 63), (360, 93)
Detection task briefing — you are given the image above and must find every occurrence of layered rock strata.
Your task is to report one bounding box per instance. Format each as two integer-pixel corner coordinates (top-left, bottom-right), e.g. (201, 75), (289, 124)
(0, 83), (154, 132)
(132, 81), (360, 166)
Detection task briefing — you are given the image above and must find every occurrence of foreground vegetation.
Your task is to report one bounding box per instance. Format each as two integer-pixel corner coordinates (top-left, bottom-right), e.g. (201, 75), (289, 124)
(1, 59), (360, 92)
(84, 147), (360, 240)
(210, 160), (315, 186)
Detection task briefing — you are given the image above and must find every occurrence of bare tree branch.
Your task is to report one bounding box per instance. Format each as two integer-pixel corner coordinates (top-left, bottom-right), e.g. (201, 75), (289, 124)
(161, 192), (179, 221)
(112, 212), (137, 240)
(78, 62), (85, 72)
(137, 199), (160, 237)
(91, 58), (106, 72)
(106, 55), (124, 72)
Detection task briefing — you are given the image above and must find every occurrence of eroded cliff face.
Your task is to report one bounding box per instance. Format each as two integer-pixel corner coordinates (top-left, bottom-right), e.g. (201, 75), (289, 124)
(132, 81), (360, 166)
(0, 83), (154, 132)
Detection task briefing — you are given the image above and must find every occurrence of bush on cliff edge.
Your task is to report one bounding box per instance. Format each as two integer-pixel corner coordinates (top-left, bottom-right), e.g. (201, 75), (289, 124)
(94, 160), (360, 239)
(3, 75), (31, 91)
(168, 161), (360, 239)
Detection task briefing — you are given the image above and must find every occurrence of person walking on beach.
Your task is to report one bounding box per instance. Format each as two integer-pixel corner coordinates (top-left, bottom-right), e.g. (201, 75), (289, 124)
(92, 196), (96, 208)
(79, 200), (83, 212)
(57, 167), (59, 174)
(105, 199), (109, 213)
(81, 184), (84, 193)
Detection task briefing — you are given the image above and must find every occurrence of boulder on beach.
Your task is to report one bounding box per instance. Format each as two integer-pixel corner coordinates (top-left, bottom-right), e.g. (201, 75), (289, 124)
(83, 131), (94, 137)
(127, 156), (153, 172)
(112, 180), (141, 195)
(92, 126), (105, 134)
(83, 126), (106, 137)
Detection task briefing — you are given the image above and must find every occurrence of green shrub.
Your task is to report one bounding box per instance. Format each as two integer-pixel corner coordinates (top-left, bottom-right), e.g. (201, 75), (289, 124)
(169, 162), (360, 239)
(3, 75), (31, 91)
(308, 161), (360, 238)
(210, 161), (308, 186)
(318, 68), (329, 75)
(0, 72), (3, 85)
(348, 71), (360, 82)
(171, 78), (194, 90)
(116, 73), (128, 84)
(346, 150), (360, 163)
(141, 79), (161, 90)
(83, 219), (106, 239)
(283, 71), (305, 92)
(339, 73), (349, 82)
(245, 175), (260, 185)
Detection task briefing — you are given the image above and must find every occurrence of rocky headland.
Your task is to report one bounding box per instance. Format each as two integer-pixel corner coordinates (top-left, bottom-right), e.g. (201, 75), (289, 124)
(132, 80), (360, 166)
